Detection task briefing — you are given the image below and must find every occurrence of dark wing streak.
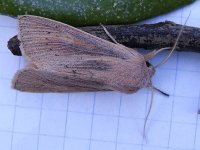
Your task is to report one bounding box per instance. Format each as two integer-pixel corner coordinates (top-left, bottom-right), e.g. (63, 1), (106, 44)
(22, 37), (126, 59)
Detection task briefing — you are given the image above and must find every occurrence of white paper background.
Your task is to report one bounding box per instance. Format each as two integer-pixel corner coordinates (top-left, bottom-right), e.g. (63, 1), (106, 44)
(0, 1), (200, 150)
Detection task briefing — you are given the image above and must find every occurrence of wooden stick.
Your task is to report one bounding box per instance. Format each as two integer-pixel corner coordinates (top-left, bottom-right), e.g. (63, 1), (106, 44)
(8, 21), (200, 56)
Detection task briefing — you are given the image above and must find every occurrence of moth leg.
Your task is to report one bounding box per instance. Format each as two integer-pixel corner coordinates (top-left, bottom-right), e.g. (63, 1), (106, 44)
(153, 86), (169, 97)
(100, 23), (119, 44)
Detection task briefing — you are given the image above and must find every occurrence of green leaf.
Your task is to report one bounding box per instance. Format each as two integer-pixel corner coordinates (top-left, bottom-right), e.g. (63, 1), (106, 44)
(0, 0), (195, 26)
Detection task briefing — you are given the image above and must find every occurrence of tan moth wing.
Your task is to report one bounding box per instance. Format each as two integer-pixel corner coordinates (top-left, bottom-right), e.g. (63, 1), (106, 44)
(13, 15), (153, 93)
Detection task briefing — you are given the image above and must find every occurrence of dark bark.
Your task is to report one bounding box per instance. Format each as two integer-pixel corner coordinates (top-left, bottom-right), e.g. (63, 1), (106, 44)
(8, 21), (200, 56)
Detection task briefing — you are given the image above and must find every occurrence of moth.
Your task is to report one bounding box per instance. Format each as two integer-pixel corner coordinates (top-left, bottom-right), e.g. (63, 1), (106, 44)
(12, 15), (180, 94)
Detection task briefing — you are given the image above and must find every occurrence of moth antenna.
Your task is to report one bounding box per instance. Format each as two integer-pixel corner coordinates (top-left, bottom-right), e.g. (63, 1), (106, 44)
(144, 11), (191, 66)
(143, 81), (154, 142)
(154, 12), (191, 68)
(100, 23), (119, 44)
(144, 47), (171, 61)
(143, 84), (168, 141)
(143, 13), (191, 140)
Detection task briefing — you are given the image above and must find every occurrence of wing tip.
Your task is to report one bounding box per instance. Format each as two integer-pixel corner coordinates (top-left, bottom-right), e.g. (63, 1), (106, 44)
(12, 69), (33, 92)
(12, 70), (23, 91)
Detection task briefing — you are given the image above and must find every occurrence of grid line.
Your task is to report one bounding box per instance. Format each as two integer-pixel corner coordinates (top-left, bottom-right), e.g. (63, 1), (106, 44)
(62, 93), (70, 150)
(1, 94), (200, 108)
(0, 129), (194, 150)
(0, 102), (198, 126)
(9, 56), (21, 150)
(88, 92), (96, 150)
(36, 94), (44, 150)
(114, 93), (123, 150)
(9, 91), (18, 150)
(167, 30), (181, 148)
(193, 89), (200, 149)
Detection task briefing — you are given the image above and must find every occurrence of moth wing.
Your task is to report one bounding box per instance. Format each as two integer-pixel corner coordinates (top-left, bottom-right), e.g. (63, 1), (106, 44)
(18, 15), (142, 64)
(13, 68), (109, 92)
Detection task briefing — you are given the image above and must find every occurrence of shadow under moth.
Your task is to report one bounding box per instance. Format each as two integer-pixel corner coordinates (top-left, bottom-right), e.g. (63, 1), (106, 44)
(12, 15), (180, 94)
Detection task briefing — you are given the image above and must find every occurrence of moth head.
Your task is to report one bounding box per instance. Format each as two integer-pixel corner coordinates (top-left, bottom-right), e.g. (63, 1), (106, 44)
(145, 61), (155, 78)
(144, 59), (169, 99)
(144, 53), (169, 97)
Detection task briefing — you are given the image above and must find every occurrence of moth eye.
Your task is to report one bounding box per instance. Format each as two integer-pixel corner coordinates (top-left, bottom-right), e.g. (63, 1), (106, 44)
(146, 61), (152, 67)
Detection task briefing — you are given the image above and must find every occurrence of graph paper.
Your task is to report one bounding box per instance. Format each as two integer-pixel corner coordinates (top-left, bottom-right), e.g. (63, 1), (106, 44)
(0, 1), (200, 150)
